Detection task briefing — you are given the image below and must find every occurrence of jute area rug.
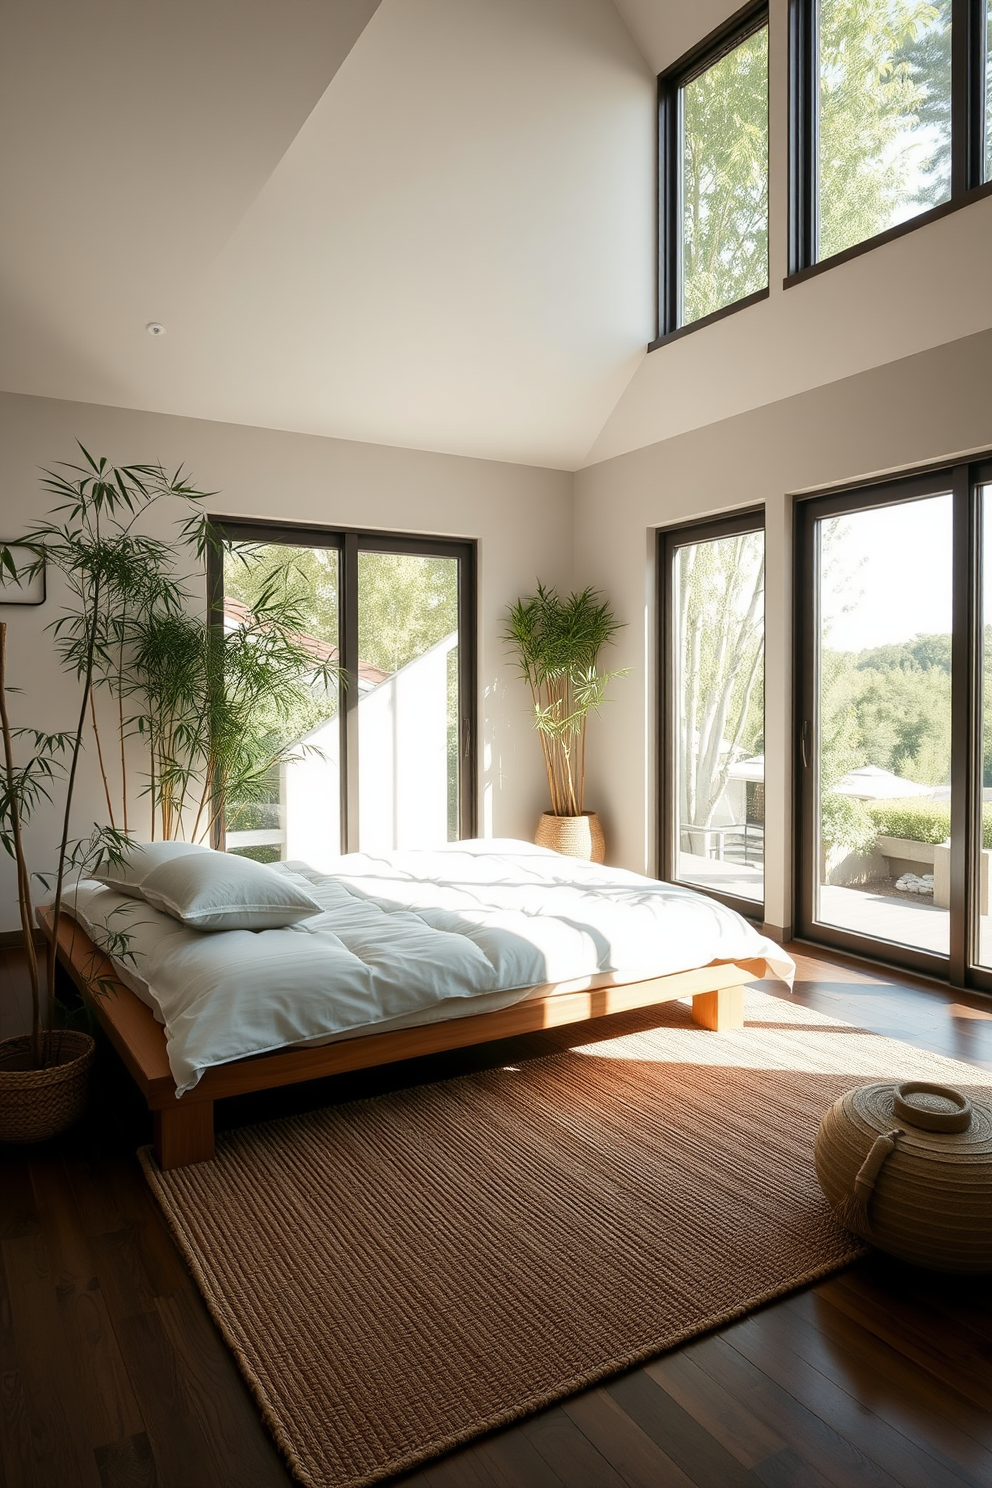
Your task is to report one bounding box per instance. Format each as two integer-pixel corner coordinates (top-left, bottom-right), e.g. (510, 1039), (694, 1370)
(140, 988), (992, 1488)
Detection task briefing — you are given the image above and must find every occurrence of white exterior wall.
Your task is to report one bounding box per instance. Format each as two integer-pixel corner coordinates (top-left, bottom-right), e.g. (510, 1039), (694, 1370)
(284, 632), (457, 869)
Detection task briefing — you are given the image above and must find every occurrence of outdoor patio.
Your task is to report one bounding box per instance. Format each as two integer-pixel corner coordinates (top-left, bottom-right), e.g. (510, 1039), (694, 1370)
(819, 884), (992, 966)
(818, 884), (949, 956)
(678, 852), (764, 907)
(681, 856), (992, 967)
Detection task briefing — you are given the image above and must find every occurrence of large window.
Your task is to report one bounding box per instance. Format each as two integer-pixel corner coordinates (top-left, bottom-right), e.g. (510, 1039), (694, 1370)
(796, 462), (992, 992)
(660, 512), (766, 919)
(209, 521), (476, 868)
(791, 0), (992, 275)
(655, 6), (769, 343)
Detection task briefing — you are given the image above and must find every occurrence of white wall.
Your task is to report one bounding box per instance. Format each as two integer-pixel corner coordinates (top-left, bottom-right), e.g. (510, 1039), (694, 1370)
(574, 325), (992, 936)
(0, 390), (571, 932)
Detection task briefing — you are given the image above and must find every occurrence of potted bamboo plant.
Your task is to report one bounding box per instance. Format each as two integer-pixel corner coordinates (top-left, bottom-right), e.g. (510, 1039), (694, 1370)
(0, 450), (207, 1140)
(504, 583), (626, 863)
(0, 446), (343, 1142)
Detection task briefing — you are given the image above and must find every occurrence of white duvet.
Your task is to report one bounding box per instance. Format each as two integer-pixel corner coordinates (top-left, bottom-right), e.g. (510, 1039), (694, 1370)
(67, 839), (794, 1096)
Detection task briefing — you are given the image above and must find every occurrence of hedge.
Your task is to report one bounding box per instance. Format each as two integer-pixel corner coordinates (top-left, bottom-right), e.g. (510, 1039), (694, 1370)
(866, 797), (992, 849)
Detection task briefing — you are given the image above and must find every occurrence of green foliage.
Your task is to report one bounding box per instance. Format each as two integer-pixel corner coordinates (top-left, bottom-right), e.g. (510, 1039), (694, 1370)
(821, 633), (952, 789)
(358, 552), (458, 674)
(504, 584), (625, 817)
(2, 445), (342, 872)
(127, 550), (341, 841)
(866, 797), (992, 850)
(0, 445), (213, 1064)
(817, 650), (877, 853)
(682, 23), (768, 323)
(223, 543), (460, 841)
(818, 628), (954, 850)
(893, 2), (952, 208)
(229, 844), (282, 864)
(820, 791), (879, 856)
(676, 532), (764, 830)
(681, 0), (950, 319)
(225, 544), (459, 676)
(855, 633), (951, 673)
(818, 0), (948, 259)
(866, 797), (950, 844)
(225, 544), (339, 650)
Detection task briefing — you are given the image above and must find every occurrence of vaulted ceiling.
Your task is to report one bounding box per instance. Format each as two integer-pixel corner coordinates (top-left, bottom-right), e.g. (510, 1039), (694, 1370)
(0, 0), (687, 470)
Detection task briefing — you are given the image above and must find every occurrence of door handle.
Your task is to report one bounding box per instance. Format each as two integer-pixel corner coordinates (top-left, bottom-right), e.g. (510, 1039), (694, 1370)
(801, 720), (811, 769)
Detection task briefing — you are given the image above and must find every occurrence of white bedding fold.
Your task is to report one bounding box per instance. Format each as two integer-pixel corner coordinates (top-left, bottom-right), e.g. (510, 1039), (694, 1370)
(67, 839), (793, 1096)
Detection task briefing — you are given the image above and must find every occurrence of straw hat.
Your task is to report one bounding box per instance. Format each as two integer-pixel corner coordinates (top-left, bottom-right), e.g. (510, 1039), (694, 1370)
(815, 1080), (992, 1272)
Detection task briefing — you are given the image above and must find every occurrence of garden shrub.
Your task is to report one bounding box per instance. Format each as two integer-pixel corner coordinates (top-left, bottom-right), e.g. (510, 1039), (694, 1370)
(866, 799), (950, 845)
(866, 798), (992, 848)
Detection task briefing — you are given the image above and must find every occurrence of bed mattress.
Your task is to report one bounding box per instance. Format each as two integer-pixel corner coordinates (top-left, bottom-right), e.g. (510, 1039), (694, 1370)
(67, 839), (793, 1096)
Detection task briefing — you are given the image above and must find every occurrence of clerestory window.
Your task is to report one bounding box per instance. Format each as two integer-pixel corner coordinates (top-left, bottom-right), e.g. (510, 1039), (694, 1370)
(654, 4), (769, 346)
(790, 0), (992, 278)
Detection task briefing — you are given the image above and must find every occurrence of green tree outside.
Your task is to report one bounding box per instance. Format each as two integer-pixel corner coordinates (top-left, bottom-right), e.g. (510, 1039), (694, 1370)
(681, 0), (951, 322)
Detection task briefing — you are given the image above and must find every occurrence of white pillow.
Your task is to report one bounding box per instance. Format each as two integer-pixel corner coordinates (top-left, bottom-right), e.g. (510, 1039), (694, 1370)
(137, 851), (322, 931)
(92, 839), (209, 896)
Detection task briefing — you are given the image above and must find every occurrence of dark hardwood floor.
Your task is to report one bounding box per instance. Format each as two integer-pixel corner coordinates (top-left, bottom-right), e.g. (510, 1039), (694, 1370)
(2, 941), (992, 1488)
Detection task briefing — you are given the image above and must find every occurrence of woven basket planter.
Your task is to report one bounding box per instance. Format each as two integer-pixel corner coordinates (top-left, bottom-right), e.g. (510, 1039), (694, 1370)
(535, 811), (605, 864)
(0, 1030), (95, 1144)
(815, 1080), (992, 1272)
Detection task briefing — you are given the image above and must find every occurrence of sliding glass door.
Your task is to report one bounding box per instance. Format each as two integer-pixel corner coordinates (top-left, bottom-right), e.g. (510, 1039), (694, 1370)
(797, 464), (992, 989)
(211, 521), (475, 868)
(660, 511), (765, 919)
(356, 547), (461, 855)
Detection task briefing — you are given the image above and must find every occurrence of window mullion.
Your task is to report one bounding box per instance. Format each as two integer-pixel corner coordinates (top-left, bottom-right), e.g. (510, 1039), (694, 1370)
(789, 0), (816, 274)
(949, 465), (982, 984)
(341, 531), (360, 855)
(655, 3), (769, 345)
(951, 0), (972, 195)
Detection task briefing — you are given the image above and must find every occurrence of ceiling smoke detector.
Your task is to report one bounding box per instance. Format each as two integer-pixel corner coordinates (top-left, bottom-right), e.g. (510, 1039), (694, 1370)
(146, 322), (166, 337)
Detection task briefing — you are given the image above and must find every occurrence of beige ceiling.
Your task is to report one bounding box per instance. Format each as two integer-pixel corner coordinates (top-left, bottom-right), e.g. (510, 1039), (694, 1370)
(0, 0), (660, 470)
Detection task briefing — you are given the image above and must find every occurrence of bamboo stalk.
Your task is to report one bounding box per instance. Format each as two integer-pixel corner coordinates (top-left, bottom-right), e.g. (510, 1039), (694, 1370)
(89, 690), (116, 828)
(118, 689), (128, 833)
(46, 575), (102, 1062)
(148, 736), (156, 840)
(0, 623), (43, 1066)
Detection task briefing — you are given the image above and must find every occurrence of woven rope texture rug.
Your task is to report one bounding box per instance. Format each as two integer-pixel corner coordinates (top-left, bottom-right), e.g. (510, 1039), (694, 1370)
(141, 988), (992, 1488)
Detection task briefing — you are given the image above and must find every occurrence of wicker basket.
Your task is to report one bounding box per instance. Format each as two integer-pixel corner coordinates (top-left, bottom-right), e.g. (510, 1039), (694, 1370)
(535, 811), (606, 864)
(0, 1031), (96, 1144)
(814, 1080), (992, 1272)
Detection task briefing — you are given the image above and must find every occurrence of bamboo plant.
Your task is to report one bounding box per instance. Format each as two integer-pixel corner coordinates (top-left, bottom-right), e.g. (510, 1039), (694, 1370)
(0, 447), (341, 1067)
(127, 564), (341, 844)
(504, 583), (626, 817)
(0, 443), (184, 1065)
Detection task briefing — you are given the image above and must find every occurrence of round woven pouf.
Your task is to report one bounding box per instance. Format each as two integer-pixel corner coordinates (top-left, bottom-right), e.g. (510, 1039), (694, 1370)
(535, 811), (605, 864)
(0, 1031), (95, 1143)
(814, 1080), (992, 1272)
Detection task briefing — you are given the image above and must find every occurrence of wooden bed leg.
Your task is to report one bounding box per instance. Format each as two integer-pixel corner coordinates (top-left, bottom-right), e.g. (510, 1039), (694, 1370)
(691, 985), (745, 1032)
(153, 1101), (215, 1170)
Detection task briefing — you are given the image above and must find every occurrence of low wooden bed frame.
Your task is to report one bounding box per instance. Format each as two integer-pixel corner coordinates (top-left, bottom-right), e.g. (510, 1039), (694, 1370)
(42, 908), (768, 1171)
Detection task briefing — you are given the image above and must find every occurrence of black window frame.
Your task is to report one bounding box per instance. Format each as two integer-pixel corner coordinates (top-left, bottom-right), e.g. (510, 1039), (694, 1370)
(788, 0), (992, 284)
(207, 516), (478, 855)
(659, 507), (766, 924)
(651, 1), (771, 350)
(793, 460), (992, 996)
